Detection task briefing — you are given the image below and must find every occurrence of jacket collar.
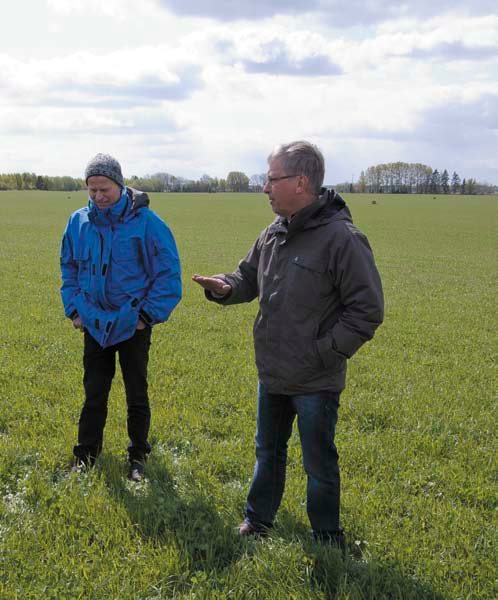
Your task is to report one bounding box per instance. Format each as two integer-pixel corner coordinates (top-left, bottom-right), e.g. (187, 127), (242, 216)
(88, 187), (150, 225)
(267, 189), (349, 236)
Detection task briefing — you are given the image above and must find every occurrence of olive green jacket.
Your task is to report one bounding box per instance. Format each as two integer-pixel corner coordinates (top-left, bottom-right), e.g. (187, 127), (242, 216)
(208, 190), (384, 394)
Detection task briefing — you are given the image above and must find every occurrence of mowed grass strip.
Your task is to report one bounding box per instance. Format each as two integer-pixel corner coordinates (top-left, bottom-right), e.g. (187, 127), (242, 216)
(0, 191), (495, 599)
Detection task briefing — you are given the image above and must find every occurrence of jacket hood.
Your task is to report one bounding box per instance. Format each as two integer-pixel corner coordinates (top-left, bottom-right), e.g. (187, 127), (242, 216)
(268, 189), (351, 236)
(306, 188), (352, 227)
(127, 187), (150, 210)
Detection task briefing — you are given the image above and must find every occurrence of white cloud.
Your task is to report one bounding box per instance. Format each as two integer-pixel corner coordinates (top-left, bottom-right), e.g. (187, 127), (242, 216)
(214, 29), (343, 76)
(154, 0), (497, 24)
(0, 106), (182, 136)
(0, 46), (204, 107)
(46, 0), (143, 18)
(0, 3), (497, 183)
(155, 0), (319, 21)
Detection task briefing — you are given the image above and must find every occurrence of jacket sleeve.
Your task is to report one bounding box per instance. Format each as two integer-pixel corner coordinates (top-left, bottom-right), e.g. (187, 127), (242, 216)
(206, 236), (261, 305)
(317, 225), (384, 362)
(140, 214), (182, 326)
(59, 220), (79, 319)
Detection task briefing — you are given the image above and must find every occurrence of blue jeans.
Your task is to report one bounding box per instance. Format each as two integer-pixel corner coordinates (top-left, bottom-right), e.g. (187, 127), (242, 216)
(245, 382), (341, 534)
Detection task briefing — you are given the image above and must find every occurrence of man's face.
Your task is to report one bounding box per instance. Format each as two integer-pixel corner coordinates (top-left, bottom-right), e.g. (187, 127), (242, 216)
(263, 158), (302, 219)
(87, 175), (121, 209)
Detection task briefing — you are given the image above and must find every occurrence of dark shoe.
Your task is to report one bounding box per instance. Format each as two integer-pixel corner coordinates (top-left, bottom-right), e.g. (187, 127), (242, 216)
(128, 460), (145, 482)
(70, 456), (94, 473)
(312, 529), (347, 555)
(237, 519), (270, 537)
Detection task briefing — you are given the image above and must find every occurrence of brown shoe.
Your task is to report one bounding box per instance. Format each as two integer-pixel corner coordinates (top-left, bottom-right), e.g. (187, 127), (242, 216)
(237, 520), (270, 537)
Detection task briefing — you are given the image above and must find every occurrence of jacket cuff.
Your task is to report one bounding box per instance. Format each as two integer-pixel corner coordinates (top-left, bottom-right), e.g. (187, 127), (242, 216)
(139, 309), (153, 326)
(205, 289), (232, 303)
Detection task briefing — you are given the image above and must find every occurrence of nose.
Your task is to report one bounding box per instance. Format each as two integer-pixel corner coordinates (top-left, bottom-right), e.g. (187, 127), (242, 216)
(263, 180), (271, 194)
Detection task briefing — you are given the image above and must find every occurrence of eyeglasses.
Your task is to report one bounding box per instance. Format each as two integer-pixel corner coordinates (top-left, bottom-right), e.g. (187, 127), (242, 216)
(265, 174), (300, 187)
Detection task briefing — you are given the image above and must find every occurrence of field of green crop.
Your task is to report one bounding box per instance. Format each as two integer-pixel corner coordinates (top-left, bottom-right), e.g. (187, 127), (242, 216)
(0, 190), (495, 599)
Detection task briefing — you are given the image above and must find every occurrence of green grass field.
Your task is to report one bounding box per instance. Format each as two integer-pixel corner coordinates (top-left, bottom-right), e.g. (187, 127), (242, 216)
(0, 191), (495, 599)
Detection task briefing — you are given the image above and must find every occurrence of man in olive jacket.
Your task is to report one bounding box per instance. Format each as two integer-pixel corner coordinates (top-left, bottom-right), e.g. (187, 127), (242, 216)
(193, 141), (383, 546)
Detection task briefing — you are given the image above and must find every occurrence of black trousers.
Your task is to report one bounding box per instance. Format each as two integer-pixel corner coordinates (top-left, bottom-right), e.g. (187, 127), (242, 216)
(74, 327), (152, 463)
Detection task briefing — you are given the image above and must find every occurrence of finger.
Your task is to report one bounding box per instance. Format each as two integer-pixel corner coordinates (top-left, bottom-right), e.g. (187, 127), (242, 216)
(193, 276), (214, 289)
(192, 275), (207, 284)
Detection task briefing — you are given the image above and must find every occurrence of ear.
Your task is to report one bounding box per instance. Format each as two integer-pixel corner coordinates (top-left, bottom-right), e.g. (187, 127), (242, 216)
(295, 174), (309, 195)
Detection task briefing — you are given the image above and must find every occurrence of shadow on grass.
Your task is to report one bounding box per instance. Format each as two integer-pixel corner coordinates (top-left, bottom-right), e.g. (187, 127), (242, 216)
(278, 509), (446, 600)
(100, 454), (242, 573)
(98, 458), (445, 598)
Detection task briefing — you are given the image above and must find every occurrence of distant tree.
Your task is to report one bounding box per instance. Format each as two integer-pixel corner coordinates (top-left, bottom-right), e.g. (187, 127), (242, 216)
(36, 175), (46, 190)
(249, 173), (266, 191)
(474, 180), (496, 194)
(357, 171), (367, 193)
(451, 171), (461, 194)
(198, 174), (214, 192)
(210, 177), (220, 192)
(169, 175), (179, 191)
(175, 176), (189, 191)
(363, 162), (432, 193)
(430, 169), (441, 194)
(334, 181), (353, 193)
(461, 178), (466, 194)
(466, 178), (477, 195)
(227, 171), (249, 192)
(0, 174), (15, 190)
(441, 169), (450, 194)
(365, 165), (382, 192)
(149, 172), (176, 191)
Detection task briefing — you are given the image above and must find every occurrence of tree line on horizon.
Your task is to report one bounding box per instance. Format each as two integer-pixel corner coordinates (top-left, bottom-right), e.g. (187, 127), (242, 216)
(0, 171), (255, 193)
(0, 162), (495, 194)
(335, 162), (496, 195)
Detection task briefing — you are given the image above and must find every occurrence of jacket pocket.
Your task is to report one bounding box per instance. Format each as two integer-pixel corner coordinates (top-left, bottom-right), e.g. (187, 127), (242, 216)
(111, 237), (141, 264)
(316, 336), (346, 373)
(110, 237), (144, 288)
(287, 256), (328, 310)
(74, 245), (91, 290)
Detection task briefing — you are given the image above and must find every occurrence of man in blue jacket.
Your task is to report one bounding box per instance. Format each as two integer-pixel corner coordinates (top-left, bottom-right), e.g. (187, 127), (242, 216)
(60, 153), (182, 480)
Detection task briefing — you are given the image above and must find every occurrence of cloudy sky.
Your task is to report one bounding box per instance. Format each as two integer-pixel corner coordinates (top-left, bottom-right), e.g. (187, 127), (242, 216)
(1, 0), (497, 184)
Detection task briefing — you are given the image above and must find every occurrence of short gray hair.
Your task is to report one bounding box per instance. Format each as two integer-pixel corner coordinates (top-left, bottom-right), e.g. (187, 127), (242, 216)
(268, 141), (325, 194)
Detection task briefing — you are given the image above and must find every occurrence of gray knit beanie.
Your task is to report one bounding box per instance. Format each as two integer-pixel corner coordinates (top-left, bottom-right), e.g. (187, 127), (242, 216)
(85, 153), (124, 188)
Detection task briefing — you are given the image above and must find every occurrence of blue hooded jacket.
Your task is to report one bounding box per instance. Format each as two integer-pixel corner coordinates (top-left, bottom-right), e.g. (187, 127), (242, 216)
(60, 187), (181, 348)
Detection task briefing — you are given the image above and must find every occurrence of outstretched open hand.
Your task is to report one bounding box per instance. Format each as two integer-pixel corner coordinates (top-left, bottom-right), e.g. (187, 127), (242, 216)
(191, 275), (232, 296)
